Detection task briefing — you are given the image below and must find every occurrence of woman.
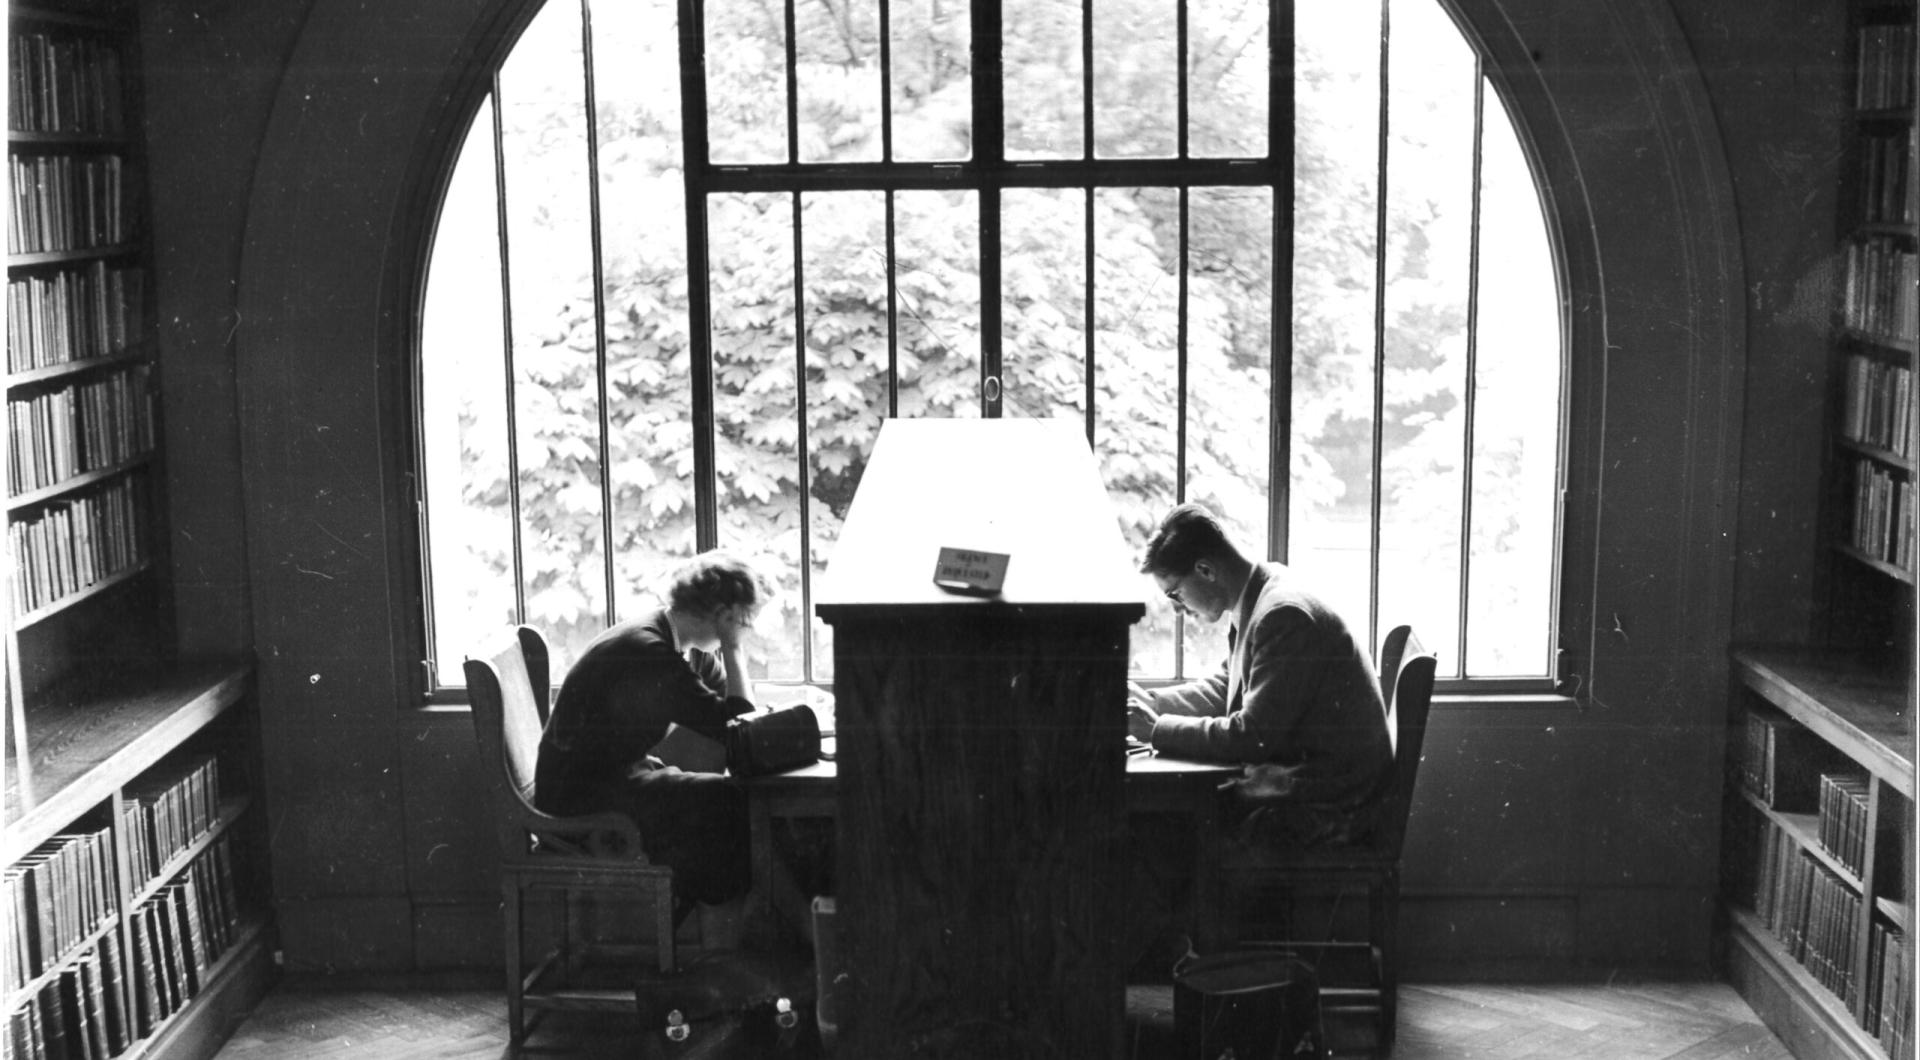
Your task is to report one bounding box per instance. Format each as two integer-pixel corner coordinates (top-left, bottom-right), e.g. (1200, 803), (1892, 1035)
(533, 551), (773, 909)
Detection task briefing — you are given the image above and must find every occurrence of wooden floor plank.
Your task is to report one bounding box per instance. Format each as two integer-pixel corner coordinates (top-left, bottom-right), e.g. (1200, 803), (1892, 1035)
(211, 977), (1793, 1060)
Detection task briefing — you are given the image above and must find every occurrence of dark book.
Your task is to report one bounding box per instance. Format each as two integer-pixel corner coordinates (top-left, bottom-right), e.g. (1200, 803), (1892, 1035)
(7, 1000), (33, 1060)
(211, 836), (241, 938)
(170, 883), (205, 993)
(57, 966), (92, 1060)
(95, 933), (126, 1054)
(150, 899), (183, 1011)
(127, 904), (159, 1035)
(38, 980), (70, 1060)
(77, 950), (108, 1060)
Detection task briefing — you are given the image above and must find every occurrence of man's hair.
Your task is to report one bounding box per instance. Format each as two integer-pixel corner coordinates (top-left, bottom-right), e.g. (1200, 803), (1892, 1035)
(1139, 503), (1236, 576)
(667, 551), (772, 618)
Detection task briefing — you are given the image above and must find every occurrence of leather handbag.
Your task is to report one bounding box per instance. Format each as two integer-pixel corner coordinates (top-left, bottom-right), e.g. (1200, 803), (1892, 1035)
(1172, 948), (1327, 1059)
(725, 705), (822, 777)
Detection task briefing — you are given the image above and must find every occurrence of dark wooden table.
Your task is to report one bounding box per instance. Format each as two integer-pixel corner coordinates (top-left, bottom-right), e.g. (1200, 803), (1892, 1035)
(740, 749), (1239, 941)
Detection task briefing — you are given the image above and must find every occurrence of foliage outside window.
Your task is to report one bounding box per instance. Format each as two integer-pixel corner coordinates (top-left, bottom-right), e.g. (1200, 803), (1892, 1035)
(418, 0), (1563, 694)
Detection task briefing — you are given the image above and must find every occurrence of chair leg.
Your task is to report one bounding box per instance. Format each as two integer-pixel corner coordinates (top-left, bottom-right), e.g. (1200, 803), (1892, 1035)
(1378, 870), (1399, 1056)
(654, 879), (676, 973)
(504, 878), (526, 1044)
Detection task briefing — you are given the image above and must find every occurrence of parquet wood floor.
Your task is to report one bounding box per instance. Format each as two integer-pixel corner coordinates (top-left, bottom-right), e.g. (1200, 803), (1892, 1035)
(212, 976), (1795, 1060)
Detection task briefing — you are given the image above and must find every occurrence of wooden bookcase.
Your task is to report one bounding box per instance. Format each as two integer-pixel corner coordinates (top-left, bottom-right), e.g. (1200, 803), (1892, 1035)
(5, 3), (274, 1057)
(1723, 648), (1912, 1060)
(1722, 4), (1916, 1058)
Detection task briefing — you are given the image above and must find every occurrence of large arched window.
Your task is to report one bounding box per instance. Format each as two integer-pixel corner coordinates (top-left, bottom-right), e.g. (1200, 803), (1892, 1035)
(416, 0), (1564, 696)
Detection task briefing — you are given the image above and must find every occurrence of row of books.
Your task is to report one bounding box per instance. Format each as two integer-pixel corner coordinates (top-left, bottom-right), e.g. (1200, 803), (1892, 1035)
(7, 31), (124, 137)
(1753, 820), (1863, 1010)
(1842, 237), (1919, 344)
(7, 263), (145, 373)
(7, 154), (129, 257)
(2, 828), (113, 996)
(1816, 772), (1875, 879)
(1855, 21), (1915, 110)
(4, 836), (244, 1060)
(8, 366), (154, 496)
(1849, 458), (1914, 571)
(121, 753), (223, 897)
(1864, 918), (1910, 1058)
(8, 475), (145, 616)
(1737, 706), (1839, 811)
(4, 941), (121, 1060)
(1857, 129), (1913, 227)
(1841, 353), (1914, 458)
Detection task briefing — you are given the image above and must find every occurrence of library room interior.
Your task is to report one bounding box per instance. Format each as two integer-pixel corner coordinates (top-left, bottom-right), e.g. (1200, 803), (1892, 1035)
(3, 0), (1915, 1057)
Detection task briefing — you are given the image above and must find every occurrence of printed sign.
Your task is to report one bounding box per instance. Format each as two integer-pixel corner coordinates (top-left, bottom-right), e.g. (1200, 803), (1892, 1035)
(932, 547), (1010, 595)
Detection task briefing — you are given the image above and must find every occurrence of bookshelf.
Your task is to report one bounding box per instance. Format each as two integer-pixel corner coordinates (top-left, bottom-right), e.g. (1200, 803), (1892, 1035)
(1724, 648), (1913, 1060)
(1720, 6), (1916, 1059)
(5, 3), (275, 1058)
(1826, 0), (1918, 642)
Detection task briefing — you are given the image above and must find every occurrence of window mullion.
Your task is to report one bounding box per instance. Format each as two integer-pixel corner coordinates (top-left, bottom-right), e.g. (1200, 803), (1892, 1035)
(1176, 188), (1189, 506)
(1267, 0), (1293, 566)
(1457, 66), (1487, 680)
(1366, 0), (1390, 654)
(678, 0), (719, 549)
(886, 192), (899, 416)
(978, 1), (1003, 416)
(879, 0), (893, 162)
(793, 192), (813, 680)
(578, 0), (617, 627)
(981, 189), (1002, 417)
(784, 0), (800, 165)
(1082, 187), (1095, 446)
(489, 78), (527, 625)
(1177, 0), (1189, 160)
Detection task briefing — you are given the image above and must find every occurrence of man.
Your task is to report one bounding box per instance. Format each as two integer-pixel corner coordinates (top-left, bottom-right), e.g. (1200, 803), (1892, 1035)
(535, 551), (772, 909)
(1128, 503), (1393, 846)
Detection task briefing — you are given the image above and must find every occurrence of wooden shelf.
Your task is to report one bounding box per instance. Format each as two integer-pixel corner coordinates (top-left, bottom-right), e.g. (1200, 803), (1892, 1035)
(8, 244), (142, 270)
(10, 560), (153, 630)
(127, 794), (254, 911)
(8, 130), (130, 148)
(6, 346), (149, 390)
(3, 910), (120, 1012)
(1837, 435), (1917, 474)
(7, 5), (126, 33)
(1833, 543), (1917, 584)
(125, 913), (277, 1060)
(7, 453), (154, 513)
(1740, 789), (1868, 891)
(1726, 908), (1887, 1060)
(2, 660), (251, 863)
(1731, 645), (1914, 798)
(1842, 327), (1920, 356)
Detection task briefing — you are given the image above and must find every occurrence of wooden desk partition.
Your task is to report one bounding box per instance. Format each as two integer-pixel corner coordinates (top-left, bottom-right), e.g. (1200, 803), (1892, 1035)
(815, 418), (1146, 1059)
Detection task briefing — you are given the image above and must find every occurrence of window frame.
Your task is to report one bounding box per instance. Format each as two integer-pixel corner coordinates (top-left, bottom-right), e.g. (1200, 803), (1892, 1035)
(407, 0), (1579, 704)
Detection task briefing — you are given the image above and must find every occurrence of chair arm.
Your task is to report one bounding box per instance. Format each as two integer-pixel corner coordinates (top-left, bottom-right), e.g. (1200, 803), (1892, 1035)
(520, 809), (650, 861)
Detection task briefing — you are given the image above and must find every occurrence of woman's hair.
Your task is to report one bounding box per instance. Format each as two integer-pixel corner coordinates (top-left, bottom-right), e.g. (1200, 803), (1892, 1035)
(1139, 502), (1235, 576)
(667, 551), (773, 618)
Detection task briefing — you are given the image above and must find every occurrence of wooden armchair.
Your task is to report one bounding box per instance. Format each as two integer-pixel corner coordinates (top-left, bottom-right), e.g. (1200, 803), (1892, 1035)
(1206, 628), (1438, 1056)
(465, 625), (679, 1044)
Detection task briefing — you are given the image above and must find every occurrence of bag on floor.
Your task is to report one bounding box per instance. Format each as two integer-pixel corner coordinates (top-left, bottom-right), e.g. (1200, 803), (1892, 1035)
(634, 950), (815, 1057)
(1172, 948), (1328, 1059)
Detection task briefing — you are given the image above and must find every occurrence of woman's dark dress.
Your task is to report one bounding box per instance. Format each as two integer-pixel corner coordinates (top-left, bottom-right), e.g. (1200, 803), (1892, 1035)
(533, 609), (752, 904)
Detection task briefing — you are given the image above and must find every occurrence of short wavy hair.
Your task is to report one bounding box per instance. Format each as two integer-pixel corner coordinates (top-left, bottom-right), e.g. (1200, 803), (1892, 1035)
(667, 551), (772, 619)
(1139, 502), (1236, 576)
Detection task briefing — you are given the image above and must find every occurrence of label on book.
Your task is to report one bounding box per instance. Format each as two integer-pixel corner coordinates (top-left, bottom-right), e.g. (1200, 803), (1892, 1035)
(932, 548), (1009, 595)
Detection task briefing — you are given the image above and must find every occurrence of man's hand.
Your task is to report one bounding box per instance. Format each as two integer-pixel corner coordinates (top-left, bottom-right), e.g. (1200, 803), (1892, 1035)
(1126, 699), (1160, 744)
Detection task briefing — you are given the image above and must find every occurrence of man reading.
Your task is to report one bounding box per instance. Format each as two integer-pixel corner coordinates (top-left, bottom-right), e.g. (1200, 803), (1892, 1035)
(1128, 503), (1394, 846)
